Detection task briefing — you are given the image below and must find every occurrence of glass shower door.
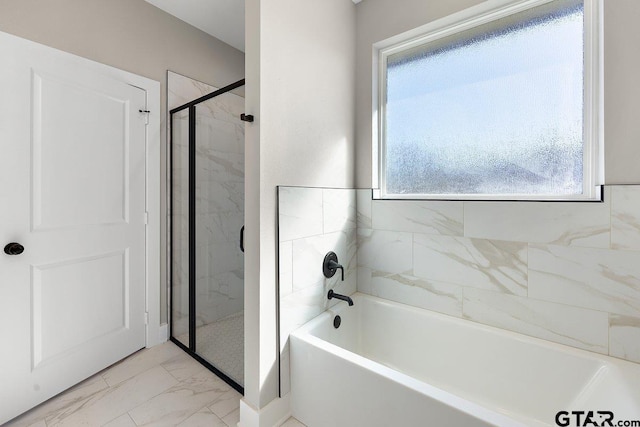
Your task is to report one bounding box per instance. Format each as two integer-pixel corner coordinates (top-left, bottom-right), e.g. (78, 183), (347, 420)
(193, 91), (245, 386)
(170, 80), (245, 392)
(170, 108), (190, 349)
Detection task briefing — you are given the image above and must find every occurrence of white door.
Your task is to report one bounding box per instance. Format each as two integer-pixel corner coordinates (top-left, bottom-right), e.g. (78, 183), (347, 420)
(0, 35), (148, 424)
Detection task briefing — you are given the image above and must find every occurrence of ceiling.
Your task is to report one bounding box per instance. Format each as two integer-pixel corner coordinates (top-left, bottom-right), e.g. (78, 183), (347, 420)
(146, 0), (362, 53)
(145, 0), (245, 52)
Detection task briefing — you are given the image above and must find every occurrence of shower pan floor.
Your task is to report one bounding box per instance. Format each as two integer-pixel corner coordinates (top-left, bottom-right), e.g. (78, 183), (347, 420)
(178, 310), (244, 386)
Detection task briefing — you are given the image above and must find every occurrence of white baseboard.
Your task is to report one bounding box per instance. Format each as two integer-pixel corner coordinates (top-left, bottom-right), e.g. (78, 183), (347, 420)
(159, 323), (169, 343)
(238, 394), (291, 427)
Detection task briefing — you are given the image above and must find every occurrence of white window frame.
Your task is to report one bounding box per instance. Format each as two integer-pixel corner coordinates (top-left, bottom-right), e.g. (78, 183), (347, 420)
(373, 0), (603, 201)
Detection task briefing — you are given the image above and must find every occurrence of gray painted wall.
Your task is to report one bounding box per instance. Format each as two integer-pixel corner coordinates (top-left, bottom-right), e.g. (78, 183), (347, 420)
(355, 0), (483, 188)
(602, 0), (640, 184)
(0, 0), (245, 324)
(244, 0), (356, 411)
(355, 0), (640, 187)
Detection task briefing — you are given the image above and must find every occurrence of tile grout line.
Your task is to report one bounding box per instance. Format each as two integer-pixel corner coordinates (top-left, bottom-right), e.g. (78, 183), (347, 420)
(129, 411), (142, 427)
(117, 358), (181, 425)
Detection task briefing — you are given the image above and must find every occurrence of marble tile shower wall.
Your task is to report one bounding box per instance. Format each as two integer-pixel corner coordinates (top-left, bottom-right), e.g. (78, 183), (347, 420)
(278, 186), (357, 394)
(356, 187), (640, 364)
(193, 100), (245, 326)
(169, 72), (245, 333)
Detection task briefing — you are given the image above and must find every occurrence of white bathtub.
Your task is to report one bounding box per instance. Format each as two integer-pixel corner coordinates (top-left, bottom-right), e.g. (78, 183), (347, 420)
(290, 293), (640, 427)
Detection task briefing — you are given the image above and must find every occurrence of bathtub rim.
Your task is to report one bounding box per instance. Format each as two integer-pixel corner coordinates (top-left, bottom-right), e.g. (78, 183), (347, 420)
(291, 292), (640, 426)
(294, 292), (640, 370)
(290, 330), (526, 426)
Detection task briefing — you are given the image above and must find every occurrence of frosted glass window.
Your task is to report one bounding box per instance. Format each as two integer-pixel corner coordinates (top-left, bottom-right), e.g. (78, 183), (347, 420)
(382, 0), (593, 199)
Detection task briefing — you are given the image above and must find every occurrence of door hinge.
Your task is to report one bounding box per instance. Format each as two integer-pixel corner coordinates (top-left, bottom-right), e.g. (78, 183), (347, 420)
(139, 109), (150, 124)
(144, 212), (149, 225)
(144, 312), (149, 325)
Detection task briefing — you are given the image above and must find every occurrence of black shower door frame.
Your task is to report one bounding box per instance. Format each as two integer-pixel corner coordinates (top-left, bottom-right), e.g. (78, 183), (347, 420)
(169, 79), (245, 395)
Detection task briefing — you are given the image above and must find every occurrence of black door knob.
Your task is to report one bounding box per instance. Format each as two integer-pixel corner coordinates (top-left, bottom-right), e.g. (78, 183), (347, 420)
(4, 242), (24, 255)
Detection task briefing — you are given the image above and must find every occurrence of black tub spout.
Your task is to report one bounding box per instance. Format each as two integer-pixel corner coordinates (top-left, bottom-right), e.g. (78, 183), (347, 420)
(328, 289), (354, 306)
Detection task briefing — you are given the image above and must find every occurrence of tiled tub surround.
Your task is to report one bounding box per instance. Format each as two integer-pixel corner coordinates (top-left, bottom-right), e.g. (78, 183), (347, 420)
(356, 186), (640, 364)
(278, 186), (357, 395)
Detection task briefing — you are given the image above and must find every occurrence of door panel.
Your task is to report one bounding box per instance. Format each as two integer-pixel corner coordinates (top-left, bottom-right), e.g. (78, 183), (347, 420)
(32, 70), (131, 230)
(32, 250), (129, 368)
(0, 33), (147, 424)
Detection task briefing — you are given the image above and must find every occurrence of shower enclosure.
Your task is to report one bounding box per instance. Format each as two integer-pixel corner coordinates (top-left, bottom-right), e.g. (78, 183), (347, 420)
(170, 79), (245, 393)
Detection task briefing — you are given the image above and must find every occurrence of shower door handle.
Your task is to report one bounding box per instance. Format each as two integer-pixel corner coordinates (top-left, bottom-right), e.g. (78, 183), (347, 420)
(240, 226), (245, 253)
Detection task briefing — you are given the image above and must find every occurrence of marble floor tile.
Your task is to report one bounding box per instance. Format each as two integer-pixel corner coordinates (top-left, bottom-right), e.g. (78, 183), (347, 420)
(221, 408), (240, 427)
(280, 417), (307, 427)
(103, 413), (137, 427)
(128, 369), (230, 426)
(102, 341), (185, 386)
(161, 352), (207, 382)
(8, 420), (47, 427)
(67, 373), (109, 393)
(4, 375), (109, 427)
(4, 417), (47, 427)
(177, 407), (226, 427)
(7, 342), (240, 427)
(53, 366), (178, 426)
(208, 389), (242, 419)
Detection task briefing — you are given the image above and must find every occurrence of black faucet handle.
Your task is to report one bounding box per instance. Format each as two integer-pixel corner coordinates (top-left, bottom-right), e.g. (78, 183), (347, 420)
(329, 259), (344, 281)
(323, 251), (344, 281)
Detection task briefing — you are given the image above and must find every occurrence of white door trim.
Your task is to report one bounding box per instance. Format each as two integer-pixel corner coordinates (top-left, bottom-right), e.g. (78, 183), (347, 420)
(0, 31), (162, 349)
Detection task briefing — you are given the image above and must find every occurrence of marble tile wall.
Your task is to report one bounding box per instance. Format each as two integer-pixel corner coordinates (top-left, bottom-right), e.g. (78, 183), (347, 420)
(357, 186), (640, 364)
(193, 94), (245, 326)
(169, 72), (245, 336)
(278, 186), (357, 395)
